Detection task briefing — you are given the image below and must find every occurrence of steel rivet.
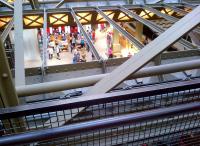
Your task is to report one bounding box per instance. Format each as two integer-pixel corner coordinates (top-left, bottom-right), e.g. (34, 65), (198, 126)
(2, 73), (8, 78)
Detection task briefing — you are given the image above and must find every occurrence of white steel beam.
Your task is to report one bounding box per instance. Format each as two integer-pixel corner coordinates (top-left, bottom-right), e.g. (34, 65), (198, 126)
(14, 0), (25, 86)
(164, 4), (188, 15)
(55, 0), (65, 8)
(0, 0), (14, 10)
(42, 8), (47, 76)
(29, 0), (40, 9)
(144, 6), (200, 34)
(87, 5), (200, 95)
(120, 6), (197, 50)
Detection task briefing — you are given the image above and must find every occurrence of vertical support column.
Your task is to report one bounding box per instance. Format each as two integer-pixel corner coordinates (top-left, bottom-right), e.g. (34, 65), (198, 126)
(154, 55), (164, 82)
(14, 0), (25, 86)
(135, 22), (143, 42)
(42, 8), (47, 73)
(0, 38), (25, 133)
(0, 38), (19, 107)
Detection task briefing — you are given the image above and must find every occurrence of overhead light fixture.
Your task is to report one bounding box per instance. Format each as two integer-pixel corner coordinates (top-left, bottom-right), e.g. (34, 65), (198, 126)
(7, 0), (14, 3)
(139, 10), (154, 19)
(161, 8), (174, 15)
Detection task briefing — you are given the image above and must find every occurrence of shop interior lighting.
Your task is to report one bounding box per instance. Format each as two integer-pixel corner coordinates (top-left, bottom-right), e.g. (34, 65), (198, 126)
(139, 10), (154, 19)
(24, 15), (43, 27)
(49, 14), (68, 25)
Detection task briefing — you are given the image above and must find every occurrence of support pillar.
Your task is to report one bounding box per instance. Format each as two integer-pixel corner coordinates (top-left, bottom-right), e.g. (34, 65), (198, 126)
(154, 55), (164, 82)
(0, 38), (25, 133)
(42, 8), (47, 76)
(135, 22), (143, 42)
(0, 38), (19, 107)
(14, 0), (25, 86)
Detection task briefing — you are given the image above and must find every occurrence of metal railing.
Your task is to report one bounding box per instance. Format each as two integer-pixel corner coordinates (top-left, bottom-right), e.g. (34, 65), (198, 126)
(17, 59), (200, 97)
(0, 79), (200, 145)
(0, 102), (199, 146)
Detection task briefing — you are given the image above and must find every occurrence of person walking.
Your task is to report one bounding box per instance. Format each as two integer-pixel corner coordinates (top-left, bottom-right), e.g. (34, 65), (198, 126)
(48, 46), (54, 59)
(73, 49), (79, 63)
(108, 47), (113, 58)
(80, 47), (87, 62)
(92, 29), (95, 42)
(80, 35), (85, 48)
(71, 35), (76, 53)
(55, 43), (61, 60)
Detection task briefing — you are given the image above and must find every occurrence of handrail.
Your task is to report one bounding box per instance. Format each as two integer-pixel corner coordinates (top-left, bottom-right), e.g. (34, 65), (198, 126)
(0, 102), (199, 146)
(1, 78), (200, 119)
(24, 50), (200, 76)
(18, 59), (200, 97)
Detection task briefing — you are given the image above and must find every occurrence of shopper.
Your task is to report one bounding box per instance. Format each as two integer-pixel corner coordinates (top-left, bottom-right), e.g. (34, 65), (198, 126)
(91, 53), (95, 60)
(71, 35), (76, 52)
(92, 29), (95, 42)
(73, 49), (80, 63)
(48, 46), (54, 59)
(108, 47), (113, 58)
(80, 47), (87, 62)
(128, 52), (132, 58)
(49, 40), (55, 51)
(55, 43), (61, 60)
(100, 23), (105, 31)
(80, 35), (85, 48)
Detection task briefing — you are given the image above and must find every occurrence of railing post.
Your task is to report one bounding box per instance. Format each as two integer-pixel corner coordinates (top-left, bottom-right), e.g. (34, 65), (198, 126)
(41, 8), (48, 80)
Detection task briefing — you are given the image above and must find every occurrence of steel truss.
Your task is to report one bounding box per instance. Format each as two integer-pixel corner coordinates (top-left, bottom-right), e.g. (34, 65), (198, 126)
(120, 6), (197, 50)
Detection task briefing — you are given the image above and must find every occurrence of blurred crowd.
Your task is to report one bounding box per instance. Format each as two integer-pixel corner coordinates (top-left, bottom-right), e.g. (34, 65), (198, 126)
(46, 28), (96, 63)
